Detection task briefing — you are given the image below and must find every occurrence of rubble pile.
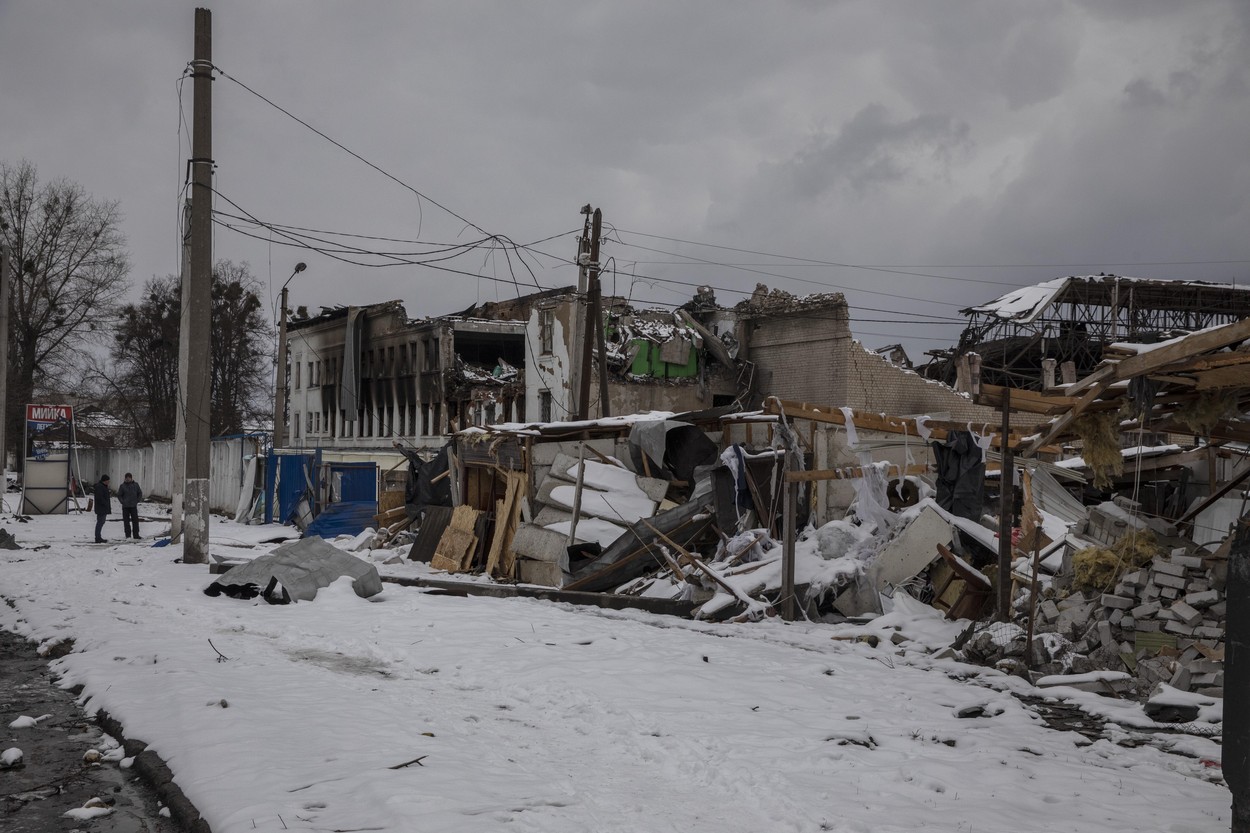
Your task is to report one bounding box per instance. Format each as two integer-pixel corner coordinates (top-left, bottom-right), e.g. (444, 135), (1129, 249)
(1030, 541), (1227, 698)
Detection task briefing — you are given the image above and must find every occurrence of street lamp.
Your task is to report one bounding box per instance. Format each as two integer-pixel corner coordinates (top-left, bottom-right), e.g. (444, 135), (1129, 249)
(272, 262), (307, 448)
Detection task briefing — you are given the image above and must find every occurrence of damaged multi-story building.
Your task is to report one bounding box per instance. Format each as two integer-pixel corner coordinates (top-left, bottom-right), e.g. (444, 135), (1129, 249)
(281, 282), (1011, 454)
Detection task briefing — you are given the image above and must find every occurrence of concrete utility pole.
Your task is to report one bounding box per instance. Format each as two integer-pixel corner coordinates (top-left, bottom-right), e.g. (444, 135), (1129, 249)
(576, 208), (603, 420)
(170, 200), (191, 542)
(0, 245), (11, 475)
(272, 263), (305, 449)
(183, 7), (213, 565)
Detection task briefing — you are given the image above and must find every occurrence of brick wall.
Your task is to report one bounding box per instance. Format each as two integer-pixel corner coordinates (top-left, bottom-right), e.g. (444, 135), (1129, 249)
(841, 341), (1002, 424)
(744, 303), (849, 406)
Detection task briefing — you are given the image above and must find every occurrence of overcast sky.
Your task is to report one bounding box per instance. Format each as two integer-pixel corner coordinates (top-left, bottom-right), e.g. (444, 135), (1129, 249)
(3, 0), (1248, 363)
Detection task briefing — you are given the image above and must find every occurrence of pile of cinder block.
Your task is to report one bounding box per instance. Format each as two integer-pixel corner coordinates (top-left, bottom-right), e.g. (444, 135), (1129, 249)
(1034, 548), (1226, 698)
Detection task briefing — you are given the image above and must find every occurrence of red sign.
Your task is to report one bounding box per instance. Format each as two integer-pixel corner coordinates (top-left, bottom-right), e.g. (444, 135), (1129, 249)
(26, 404), (74, 424)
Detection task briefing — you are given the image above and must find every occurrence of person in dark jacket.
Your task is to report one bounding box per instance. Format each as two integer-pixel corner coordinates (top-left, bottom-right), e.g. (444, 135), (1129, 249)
(93, 475), (112, 543)
(117, 472), (143, 539)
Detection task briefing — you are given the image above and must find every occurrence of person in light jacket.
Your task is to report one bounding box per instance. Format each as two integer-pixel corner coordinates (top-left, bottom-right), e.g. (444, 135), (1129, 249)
(117, 472), (143, 540)
(93, 475), (112, 543)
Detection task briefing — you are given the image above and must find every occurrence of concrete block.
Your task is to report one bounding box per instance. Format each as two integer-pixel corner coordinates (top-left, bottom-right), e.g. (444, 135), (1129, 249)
(1057, 593), (1094, 611)
(1096, 620), (1115, 649)
(1039, 599), (1061, 623)
(1109, 609), (1124, 626)
(1184, 589), (1220, 608)
(1152, 561), (1188, 578)
(1131, 600), (1161, 619)
(517, 557), (566, 587)
(1153, 571), (1188, 589)
(1170, 554), (1206, 570)
(1191, 671), (1224, 688)
(1160, 586), (1180, 600)
(1136, 619), (1162, 632)
(1208, 601), (1227, 618)
(1170, 601), (1202, 626)
(1194, 626), (1224, 640)
(1120, 616), (1135, 631)
(510, 524), (570, 566)
(1143, 583), (1161, 600)
(1101, 593), (1135, 610)
(1186, 580), (1211, 593)
(1168, 665), (1192, 691)
(1164, 620), (1196, 637)
(1057, 602), (1095, 640)
(1121, 569), (1148, 588)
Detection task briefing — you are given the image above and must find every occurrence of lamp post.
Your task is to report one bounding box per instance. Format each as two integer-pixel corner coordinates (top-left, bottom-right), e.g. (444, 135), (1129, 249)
(272, 262), (306, 448)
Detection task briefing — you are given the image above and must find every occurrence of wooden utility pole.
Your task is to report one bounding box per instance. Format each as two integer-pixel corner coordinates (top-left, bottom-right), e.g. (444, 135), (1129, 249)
(576, 208), (603, 420)
(996, 386), (1014, 620)
(1229, 515), (1250, 833)
(170, 200), (191, 542)
(0, 245), (10, 476)
(568, 208), (591, 421)
(183, 7), (213, 565)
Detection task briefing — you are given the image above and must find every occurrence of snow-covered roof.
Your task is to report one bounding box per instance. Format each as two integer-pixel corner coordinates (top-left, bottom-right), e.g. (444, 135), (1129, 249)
(966, 277), (1071, 323)
(966, 275), (1250, 324)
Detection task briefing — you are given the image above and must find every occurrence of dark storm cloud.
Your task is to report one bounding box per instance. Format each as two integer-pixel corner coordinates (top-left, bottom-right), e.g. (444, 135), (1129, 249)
(2, 0), (1247, 363)
(778, 105), (972, 196)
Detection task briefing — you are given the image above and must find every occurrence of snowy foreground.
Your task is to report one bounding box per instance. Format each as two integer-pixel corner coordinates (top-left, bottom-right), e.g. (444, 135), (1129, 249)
(0, 500), (1231, 832)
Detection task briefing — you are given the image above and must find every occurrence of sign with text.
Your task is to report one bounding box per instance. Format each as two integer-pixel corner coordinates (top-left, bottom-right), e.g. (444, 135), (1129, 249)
(22, 403), (75, 515)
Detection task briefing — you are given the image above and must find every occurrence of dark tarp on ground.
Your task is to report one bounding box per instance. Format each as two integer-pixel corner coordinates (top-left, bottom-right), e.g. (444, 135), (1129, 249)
(931, 430), (985, 521)
(203, 536), (382, 603)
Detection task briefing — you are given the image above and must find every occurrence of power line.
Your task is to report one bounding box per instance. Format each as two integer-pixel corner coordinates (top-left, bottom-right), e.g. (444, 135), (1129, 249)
(213, 63), (486, 240)
(609, 228), (1020, 287)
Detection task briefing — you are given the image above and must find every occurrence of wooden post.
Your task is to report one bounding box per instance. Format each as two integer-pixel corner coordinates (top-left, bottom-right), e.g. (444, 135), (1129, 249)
(1228, 513), (1250, 833)
(997, 386), (1014, 621)
(781, 478), (797, 621)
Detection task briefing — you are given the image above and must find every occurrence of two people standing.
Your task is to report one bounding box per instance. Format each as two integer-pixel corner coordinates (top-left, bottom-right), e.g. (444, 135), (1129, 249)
(92, 473), (143, 543)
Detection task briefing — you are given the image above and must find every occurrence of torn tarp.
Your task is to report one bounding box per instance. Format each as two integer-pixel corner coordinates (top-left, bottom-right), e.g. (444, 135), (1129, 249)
(203, 537), (382, 603)
(931, 430), (985, 521)
(628, 419), (719, 485)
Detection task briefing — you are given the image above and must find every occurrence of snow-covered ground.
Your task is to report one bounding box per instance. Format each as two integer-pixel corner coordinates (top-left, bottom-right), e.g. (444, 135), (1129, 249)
(0, 496), (1230, 832)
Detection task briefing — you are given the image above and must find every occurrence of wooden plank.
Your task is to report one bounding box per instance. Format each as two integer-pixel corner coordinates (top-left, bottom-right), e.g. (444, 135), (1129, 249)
(1112, 317), (1250, 381)
(1021, 374), (1112, 457)
(497, 471), (526, 579)
(431, 505), (482, 573)
(765, 399), (1046, 451)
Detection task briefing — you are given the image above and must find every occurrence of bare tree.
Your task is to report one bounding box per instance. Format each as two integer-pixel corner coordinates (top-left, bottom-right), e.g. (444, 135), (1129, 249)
(0, 160), (129, 465)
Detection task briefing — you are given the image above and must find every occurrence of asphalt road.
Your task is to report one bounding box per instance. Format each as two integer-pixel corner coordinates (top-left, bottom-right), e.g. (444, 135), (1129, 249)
(0, 628), (176, 832)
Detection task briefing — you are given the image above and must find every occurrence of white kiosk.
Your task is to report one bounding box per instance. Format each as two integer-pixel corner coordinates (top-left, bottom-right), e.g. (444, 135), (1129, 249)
(21, 403), (79, 515)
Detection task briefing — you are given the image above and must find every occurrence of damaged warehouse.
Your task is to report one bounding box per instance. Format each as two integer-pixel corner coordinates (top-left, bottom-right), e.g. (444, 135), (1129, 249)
(226, 276), (1250, 823)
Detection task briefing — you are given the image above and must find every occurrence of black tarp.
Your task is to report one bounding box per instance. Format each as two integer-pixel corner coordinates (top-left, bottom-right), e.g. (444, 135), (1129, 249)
(931, 430), (985, 521)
